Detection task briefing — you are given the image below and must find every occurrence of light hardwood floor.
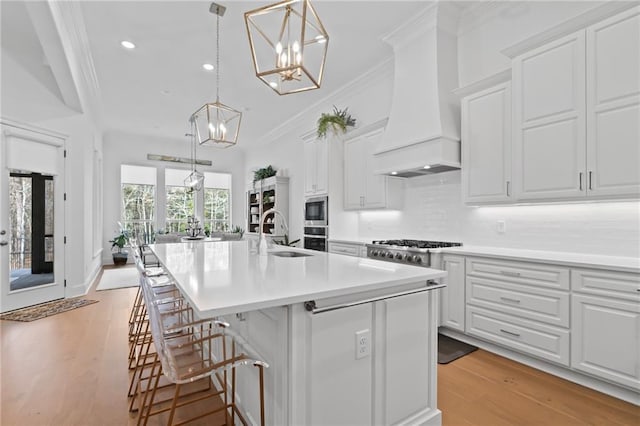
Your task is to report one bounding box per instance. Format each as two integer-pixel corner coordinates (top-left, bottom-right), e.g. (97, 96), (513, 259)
(1, 273), (638, 425)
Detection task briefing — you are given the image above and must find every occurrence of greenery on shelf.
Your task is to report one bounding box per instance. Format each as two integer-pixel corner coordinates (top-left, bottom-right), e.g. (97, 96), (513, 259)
(253, 165), (277, 182)
(231, 225), (244, 237)
(316, 106), (356, 138)
(273, 234), (300, 247)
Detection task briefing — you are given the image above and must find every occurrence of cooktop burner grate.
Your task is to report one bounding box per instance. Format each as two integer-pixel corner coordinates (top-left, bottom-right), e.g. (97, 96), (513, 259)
(371, 239), (462, 249)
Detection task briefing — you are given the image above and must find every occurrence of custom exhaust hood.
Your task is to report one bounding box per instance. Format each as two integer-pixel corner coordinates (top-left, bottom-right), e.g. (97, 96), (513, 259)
(374, 3), (461, 178)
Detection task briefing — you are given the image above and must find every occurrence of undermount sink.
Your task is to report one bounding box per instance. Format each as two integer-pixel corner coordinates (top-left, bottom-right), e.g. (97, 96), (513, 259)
(269, 251), (312, 258)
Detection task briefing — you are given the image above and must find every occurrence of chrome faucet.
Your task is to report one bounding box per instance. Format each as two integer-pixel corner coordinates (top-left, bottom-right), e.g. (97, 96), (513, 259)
(259, 208), (288, 254)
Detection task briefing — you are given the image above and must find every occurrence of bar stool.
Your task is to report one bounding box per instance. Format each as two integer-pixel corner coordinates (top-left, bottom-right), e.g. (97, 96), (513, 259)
(135, 266), (268, 426)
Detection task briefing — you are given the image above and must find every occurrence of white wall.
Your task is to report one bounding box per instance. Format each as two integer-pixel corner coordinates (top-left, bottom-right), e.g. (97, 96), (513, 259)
(102, 129), (245, 264)
(244, 61), (395, 242)
(251, 1), (640, 258)
(356, 171), (640, 258)
(2, 43), (104, 297)
(457, 1), (608, 86)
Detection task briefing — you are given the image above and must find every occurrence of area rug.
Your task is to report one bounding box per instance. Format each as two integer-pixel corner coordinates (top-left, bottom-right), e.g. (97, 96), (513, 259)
(0, 298), (98, 322)
(438, 333), (478, 364)
(96, 267), (139, 291)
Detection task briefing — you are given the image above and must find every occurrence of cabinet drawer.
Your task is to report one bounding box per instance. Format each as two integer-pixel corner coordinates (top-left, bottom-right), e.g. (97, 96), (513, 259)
(572, 268), (640, 300)
(328, 242), (362, 257)
(466, 276), (569, 327)
(466, 257), (569, 290)
(466, 306), (570, 366)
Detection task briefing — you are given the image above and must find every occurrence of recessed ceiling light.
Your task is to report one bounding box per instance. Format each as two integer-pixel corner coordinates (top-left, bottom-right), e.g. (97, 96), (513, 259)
(202, 63), (214, 71)
(391, 171), (398, 175)
(423, 165), (431, 170)
(121, 40), (136, 49)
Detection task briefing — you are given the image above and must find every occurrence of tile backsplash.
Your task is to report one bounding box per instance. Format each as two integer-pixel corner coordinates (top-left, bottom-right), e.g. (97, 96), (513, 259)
(357, 171), (640, 257)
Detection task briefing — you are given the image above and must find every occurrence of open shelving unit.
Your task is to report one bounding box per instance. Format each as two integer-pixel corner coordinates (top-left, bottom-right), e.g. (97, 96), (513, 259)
(247, 176), (289, 237)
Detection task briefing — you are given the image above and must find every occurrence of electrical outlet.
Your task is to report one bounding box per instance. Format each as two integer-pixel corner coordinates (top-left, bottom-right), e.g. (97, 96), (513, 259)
(355, 329), (370, 360)
(497, 220), (506, 234)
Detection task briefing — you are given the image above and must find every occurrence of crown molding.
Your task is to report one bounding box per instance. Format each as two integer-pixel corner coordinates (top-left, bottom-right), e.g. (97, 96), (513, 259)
(452, 68), (511, 98)
(45, 0), (103, 127)
(502, 2), (638, 58)
(261, 57), (395, 145)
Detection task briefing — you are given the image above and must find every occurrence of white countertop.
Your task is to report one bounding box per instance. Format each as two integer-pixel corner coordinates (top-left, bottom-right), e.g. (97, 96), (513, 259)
(150, 240), (446, 318)
(439, 245), (640, 273)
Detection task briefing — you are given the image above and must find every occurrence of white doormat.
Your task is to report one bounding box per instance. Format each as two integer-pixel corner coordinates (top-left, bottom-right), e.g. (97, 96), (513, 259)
(96, 267), (139, 291)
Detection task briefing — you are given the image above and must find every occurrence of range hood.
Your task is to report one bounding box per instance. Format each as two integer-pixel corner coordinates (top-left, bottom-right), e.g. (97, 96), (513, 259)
(374, 3), (461, 178)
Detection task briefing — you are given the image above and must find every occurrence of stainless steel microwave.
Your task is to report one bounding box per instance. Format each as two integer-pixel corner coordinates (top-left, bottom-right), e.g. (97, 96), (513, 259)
(304, 196), (328, 227)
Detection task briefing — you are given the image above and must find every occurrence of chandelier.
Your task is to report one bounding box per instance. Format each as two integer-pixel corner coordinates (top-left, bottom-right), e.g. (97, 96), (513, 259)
(192, 2), (242, 147)
(244, 0), (329, 95)
(184, 118), (204, 191)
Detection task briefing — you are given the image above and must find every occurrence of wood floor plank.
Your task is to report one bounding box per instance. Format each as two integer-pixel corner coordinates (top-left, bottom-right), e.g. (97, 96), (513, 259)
(439, 350), (640, 426)
(2, 271), (639, 426)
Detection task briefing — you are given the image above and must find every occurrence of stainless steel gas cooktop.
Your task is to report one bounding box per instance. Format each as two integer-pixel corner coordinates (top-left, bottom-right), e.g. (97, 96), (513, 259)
(366, 240), (462, 267)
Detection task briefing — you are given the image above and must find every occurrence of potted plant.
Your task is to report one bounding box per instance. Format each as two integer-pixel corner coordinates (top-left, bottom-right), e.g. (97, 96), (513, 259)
(110, 231), (129, 266)
(316, 106), (356, 138)
(273, 234), (300, 247)
(222, 225), (244, 241)
(253, 165), (277, 182)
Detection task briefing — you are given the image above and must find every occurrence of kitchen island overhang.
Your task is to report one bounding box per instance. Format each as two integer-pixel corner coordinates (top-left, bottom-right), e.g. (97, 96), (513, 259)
(149, 240), (447, 425)
(149, 240), (446, 318)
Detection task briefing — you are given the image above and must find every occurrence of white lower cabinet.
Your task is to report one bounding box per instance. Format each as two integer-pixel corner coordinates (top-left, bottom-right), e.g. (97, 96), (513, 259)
(571, 268), (640, 390)
(440, 255), (466, 332)
(466, 305), (570, 366)
(328, 241), (366, 257)
(464, 256), (571, 365)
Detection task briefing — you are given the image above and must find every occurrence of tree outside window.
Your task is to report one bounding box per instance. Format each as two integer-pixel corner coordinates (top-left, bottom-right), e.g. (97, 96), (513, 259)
(204, 188), (230, 233)
(121, 184), (155, 242)
(121, 165), (156, 244)
(165, 186), (194, 233)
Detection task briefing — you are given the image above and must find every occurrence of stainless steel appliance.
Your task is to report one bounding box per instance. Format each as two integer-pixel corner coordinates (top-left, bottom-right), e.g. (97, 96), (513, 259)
(303, 226), (327, 252)
(366, 239), (462, 267)
(304, 196), (328, 227)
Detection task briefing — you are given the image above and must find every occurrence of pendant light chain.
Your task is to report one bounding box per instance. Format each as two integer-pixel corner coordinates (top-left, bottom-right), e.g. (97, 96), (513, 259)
(216, 10), (220, 103)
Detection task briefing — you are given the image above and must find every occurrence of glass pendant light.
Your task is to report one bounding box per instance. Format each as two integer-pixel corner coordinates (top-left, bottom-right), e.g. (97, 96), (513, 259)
(184, 118), (204, 191)
(245, 0), (329, 95)
(192, 2), (242, 147)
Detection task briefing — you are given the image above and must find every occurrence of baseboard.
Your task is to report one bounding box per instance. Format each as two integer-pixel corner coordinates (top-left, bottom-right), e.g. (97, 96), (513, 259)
(65, 261), (102, 298)
(439, 328), (640, 406)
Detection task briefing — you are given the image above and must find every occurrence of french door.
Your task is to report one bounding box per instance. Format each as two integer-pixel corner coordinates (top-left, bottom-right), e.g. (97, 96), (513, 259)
(0, 121), (66, 313)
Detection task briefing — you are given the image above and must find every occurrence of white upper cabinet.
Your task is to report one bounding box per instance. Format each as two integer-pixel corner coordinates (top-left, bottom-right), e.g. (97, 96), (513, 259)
(461, 80), (512, 203)
(511, 6), (640, 202)
(344, 127), (402, 210)
(586, 7), (640, 198)
(304, 137), (328, 196)
(513, 31), (587, 201)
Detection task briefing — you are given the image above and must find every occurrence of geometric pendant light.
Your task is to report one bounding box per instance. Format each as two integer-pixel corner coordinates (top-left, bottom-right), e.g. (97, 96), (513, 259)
(244, 0), (329, 95)
(184, 117), (204, 191)
(192, 2), (242, 148)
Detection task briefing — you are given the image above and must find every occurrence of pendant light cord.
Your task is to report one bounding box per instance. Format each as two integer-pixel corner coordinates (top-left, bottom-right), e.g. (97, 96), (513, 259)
(216, 10), (220, 103)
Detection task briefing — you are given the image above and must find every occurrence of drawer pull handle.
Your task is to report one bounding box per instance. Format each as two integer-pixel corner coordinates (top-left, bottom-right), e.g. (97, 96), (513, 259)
(500, 297), (521, 304)
(500, 329), (521, 337)
(500, 271), (521, 277)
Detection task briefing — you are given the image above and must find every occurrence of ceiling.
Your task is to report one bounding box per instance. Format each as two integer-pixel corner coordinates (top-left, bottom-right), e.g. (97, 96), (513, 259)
(1, 1), (456, 148)
(77, 1), (435, 147)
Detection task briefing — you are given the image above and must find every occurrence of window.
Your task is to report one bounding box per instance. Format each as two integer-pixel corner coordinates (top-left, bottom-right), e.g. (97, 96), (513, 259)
(165, 169), (194, 233)
(204, 172), (231, 233)
(121, 165), (156, 243)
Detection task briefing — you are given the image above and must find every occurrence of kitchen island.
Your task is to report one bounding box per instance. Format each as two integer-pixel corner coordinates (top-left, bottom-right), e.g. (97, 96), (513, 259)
(150, 240), (447, 425)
